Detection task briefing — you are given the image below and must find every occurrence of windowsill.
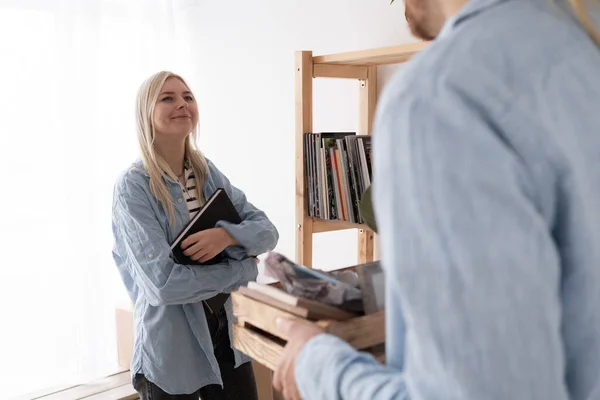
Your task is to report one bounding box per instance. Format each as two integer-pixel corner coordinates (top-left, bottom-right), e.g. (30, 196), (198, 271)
(20, 369), (137, 400)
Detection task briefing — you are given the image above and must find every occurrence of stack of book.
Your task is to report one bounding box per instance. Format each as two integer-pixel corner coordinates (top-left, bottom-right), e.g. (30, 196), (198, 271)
(304, 132), (372, 223)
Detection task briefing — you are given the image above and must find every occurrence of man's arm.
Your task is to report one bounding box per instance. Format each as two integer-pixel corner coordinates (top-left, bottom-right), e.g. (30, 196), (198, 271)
(295, 334), (408, 400)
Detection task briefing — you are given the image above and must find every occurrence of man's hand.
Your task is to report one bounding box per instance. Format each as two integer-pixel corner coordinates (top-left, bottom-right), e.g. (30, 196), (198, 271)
(181, 227), (236, 263)
(273, 317), (324, 400)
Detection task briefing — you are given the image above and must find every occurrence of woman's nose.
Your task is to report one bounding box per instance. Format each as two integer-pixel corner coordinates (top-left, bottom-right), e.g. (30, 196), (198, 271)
(176, 98), (188, 109)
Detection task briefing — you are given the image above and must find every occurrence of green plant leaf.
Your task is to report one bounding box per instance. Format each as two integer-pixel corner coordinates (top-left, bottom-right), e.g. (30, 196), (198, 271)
(358, 185), (378, 233)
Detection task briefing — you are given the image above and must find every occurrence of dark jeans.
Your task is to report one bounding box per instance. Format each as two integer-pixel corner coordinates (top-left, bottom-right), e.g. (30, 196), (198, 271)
(133, 305), (259, 400)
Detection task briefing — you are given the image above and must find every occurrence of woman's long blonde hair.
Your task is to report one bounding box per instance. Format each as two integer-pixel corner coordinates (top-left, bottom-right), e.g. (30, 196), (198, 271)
(568, 0), (600, 45)
(136, 71), (209, 228)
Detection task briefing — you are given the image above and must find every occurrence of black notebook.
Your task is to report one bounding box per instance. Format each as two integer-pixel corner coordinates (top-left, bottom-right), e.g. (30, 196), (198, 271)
(170, 188), (242, 313)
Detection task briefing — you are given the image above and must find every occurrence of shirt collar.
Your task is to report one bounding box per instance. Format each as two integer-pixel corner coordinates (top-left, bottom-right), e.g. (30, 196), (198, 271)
(134, 158), (188, 185)
(438, 0), (512, 38)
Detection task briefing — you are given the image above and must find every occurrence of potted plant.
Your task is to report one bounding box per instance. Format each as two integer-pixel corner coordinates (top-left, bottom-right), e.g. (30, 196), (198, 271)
(358, 185), (378, 233)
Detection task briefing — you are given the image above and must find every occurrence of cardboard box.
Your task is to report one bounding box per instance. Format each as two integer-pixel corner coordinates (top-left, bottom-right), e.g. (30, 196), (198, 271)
(115, 302), (134, 370)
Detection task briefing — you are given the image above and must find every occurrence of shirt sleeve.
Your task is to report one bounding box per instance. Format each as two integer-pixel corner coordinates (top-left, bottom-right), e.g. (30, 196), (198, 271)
(112, 184), (258, 307)
(207, 160), (279, 258)
(295, 334), (408, 400)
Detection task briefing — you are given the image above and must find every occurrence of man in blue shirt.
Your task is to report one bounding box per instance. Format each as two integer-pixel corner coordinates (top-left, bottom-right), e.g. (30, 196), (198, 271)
(273, 0), (600, 398)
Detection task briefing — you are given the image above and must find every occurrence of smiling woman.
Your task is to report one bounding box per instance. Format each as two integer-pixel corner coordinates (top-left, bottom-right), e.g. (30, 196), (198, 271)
(135, 72), (210, 228)
(111, 71), (279, 399)
(154, 82), (197, 138)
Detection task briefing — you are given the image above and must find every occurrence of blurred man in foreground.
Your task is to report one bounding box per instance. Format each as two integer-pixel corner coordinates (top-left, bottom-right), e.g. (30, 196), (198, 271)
(273, 0), (600, 398)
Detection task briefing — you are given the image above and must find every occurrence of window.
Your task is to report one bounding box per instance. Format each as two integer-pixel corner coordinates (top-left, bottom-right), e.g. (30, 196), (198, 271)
(0, 1), (195, 397)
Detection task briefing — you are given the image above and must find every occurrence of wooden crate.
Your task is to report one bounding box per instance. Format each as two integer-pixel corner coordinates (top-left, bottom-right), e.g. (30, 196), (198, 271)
(231, 288), (385, 371)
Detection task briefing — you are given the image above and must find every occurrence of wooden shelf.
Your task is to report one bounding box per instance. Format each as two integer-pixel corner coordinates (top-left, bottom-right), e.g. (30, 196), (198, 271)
(295, 42), (426, 268)
(312, 41), (428, 66)
(312, 218), (369, 233)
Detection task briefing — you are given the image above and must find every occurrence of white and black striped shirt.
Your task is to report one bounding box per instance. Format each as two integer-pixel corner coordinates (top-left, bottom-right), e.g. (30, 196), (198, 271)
(177, 160), (203, 218)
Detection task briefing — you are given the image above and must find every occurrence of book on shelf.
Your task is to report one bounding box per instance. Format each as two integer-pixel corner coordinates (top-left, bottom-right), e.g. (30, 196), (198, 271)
(170, 187), (242, 314)
(304, 132), (372, 223)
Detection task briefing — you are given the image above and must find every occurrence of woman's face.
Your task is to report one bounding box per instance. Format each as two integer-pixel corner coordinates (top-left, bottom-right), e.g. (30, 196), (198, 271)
(153, 77), (199, 138)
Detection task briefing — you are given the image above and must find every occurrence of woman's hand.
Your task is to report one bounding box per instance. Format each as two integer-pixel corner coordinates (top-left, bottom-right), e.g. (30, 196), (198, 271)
(181, 228), (236, 263)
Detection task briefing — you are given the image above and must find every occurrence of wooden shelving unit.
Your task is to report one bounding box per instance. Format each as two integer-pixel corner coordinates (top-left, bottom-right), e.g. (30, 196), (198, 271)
(295, 41), (428, 267)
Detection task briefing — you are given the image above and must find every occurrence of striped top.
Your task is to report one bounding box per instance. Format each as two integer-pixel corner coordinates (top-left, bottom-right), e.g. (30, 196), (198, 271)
(177, 160), (203, 218)
(176, 160), (211, 313)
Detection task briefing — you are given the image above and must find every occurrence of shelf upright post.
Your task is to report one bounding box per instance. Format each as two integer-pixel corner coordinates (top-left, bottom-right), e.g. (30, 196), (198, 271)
(295, 50), (314, 267)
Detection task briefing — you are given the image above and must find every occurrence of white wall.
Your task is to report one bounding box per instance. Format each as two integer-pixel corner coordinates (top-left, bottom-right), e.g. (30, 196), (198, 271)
(174, 0), (416, 274)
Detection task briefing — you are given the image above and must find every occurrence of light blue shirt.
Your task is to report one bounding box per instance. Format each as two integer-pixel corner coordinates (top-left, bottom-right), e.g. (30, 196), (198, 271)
(111, 158), (278, 394)
(295, 0), (600, 398)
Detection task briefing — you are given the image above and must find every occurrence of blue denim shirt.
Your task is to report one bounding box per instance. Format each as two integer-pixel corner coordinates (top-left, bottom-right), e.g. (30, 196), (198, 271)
(295, 0), (600, 398)
(111, 157), (278, 394)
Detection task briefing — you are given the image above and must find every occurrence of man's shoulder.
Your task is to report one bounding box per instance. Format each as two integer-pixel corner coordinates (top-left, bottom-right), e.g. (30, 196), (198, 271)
(382, 0), (583, 109)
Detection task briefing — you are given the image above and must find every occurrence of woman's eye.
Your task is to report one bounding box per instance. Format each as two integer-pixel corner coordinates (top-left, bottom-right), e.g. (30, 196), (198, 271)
(185, 96), (194, 101)
(161, 96), (173, 101)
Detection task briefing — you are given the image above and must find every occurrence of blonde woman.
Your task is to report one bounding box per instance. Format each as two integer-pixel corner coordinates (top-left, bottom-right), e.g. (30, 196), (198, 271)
(112, 71), (278, 399)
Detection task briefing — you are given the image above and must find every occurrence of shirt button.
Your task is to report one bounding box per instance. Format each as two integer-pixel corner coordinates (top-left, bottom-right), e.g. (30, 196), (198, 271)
(178, 198), (183, 203)
(148, 253), (153, 259)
